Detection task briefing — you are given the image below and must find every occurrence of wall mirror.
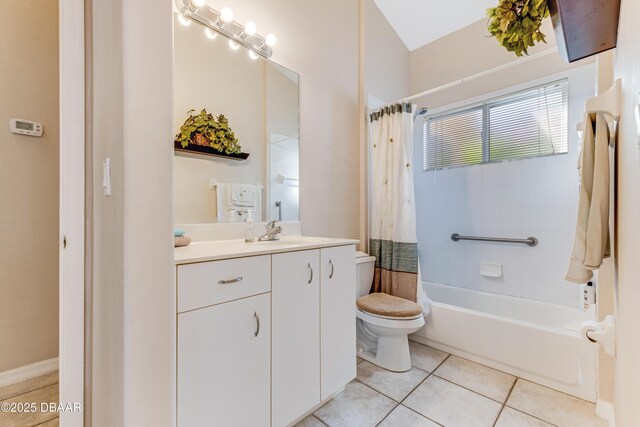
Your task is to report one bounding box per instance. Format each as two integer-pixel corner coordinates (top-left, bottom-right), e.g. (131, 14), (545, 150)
(173, 13), (299, 224)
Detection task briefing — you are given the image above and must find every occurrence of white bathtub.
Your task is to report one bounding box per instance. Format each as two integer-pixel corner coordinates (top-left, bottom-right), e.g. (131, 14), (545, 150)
(410, 282), (598, 401)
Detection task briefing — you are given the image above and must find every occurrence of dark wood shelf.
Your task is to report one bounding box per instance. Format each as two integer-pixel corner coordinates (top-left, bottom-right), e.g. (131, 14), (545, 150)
(548, 0), (621, 63)
(174, 141), (250, 161)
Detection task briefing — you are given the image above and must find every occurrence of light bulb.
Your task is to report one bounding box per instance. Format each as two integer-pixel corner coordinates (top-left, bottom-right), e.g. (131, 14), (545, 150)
(178, 15), (191, 26)
(191, 0), (205, 7)
(265, 33), (277, 47)
(244, 21), (257, 36)
(220, 7), (234, 23)
(248, 51), (259, 60)
(228, 40), (240, 50)
(205, 28), (217, 40)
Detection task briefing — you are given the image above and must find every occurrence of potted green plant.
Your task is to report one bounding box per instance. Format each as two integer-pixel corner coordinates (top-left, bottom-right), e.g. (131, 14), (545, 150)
(487, 0), (549, 56)
(175, 109), (248, 159)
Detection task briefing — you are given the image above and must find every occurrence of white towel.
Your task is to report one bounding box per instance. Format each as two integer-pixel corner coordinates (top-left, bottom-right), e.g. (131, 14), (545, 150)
(565, 113), (611, 283)
(229, 184), (257, 207)
(215, 182), (262, 222)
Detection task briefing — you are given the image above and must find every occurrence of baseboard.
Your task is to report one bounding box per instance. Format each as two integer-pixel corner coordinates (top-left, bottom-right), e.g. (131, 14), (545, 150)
(596, 400), (615, 427)
(0, 358), (59, 388)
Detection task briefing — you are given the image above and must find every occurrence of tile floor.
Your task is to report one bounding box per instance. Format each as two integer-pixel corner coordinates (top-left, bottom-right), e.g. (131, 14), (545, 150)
(298, 341), (607, 427)
(0, 371), (59, 427)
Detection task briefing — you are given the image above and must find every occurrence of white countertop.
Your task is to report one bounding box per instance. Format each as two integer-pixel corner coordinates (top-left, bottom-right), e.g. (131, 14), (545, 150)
(175, 235), (359, 265)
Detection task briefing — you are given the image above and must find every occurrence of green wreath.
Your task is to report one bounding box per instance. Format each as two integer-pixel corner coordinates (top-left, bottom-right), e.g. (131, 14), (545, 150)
(487, 0), (550, 57)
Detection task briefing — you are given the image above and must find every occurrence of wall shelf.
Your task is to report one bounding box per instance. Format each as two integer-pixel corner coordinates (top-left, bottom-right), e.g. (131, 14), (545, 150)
(548, 0), (621, 63)
(174, 141), (250, 161)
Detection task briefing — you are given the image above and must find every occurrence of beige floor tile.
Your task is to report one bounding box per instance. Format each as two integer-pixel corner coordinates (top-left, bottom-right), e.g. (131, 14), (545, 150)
(314, 381), (396, 427)
(404, 376), (502, 427)
(408, 341), (448, 372)
(356, 357), (364, 365)
(0, 372), (59, 401)
(356, 361), (428, 401)
(507, 379), (607, 427)
(495, 407), (554, 427)
(0, 384), (59, 427)
(378, 405), (440, 427)
(434, 355), (516, 402)
(294, 415), (326, 427)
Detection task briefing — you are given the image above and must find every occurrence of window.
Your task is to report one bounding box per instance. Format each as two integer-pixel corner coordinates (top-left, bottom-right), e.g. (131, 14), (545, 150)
(424, 79), (568, 170)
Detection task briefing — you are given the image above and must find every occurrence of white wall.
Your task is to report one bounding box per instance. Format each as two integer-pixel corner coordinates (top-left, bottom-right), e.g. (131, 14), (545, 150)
(365, 0), (410, 103)
(91, 0), (175, 425)
(613, 0), (640, 424)
(414, 66), (595, 307)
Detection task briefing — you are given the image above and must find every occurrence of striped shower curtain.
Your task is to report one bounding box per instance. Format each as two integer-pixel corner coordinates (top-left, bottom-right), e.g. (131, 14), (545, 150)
(369, 103), (422, 304)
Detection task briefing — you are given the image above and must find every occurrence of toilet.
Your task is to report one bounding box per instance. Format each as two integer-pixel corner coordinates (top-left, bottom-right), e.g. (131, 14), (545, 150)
(355, 251), (425, 372)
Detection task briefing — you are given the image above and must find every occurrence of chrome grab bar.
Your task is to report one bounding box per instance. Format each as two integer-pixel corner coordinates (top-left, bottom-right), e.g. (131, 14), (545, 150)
(451, 233), (538, 247)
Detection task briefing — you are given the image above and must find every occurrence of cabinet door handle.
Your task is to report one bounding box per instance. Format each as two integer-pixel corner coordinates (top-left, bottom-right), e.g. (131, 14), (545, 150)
(329, 259), (334, 279)
(308, 263), (313, 284)
(254, 312), (260, 337)
(218, 276), (243, 285)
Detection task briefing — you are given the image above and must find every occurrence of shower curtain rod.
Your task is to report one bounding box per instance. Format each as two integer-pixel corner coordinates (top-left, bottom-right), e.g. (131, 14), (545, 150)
(398, 47), (559, 104)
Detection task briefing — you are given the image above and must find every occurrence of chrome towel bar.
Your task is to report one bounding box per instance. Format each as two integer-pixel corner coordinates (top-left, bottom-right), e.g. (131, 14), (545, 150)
(451, 233), (538, 247)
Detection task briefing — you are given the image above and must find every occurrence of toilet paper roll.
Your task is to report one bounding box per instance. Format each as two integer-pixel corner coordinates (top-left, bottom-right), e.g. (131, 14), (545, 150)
(580, 320), (603, 343)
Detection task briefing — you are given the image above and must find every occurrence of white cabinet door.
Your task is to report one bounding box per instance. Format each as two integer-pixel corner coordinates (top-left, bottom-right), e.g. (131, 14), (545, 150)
(272, 250), (320, 427)
(320, 245), (356, 399)
(178, 293), (270, 427)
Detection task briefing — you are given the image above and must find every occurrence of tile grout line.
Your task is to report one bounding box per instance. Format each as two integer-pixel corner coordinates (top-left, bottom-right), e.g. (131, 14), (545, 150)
(0, 381), (60, 404)
(358, 353), (452, 427)
(311, 414), (330, 427)
(399, 404), (445, 427)
(492, 376), (518, 427)
(400, 354), (451, 406)
(373, 401), (400, 427)
(430, 373), (511, 405)
(503, 404), (561, 427)
(391, 354), (451, 427)
(352, 378), (401, 404)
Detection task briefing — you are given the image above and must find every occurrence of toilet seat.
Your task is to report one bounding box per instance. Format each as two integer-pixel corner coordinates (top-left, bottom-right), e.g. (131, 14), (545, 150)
(357, 293), (423, 318)
(356, 308), (424, 329)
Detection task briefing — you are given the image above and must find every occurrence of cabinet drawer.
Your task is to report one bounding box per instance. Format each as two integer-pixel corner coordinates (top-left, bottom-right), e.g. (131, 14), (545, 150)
(178, 255), (270, 312)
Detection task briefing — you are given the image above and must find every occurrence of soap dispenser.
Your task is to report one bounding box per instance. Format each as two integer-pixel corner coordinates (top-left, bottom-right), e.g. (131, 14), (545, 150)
(245, 211), (256, 243)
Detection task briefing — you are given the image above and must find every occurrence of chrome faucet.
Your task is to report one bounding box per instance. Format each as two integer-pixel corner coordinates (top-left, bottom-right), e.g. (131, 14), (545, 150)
(258, 220), (283, 241)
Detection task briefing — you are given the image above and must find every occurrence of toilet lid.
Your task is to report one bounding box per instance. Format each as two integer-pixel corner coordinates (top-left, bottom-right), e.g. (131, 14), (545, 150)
(356, 293), (422, 318)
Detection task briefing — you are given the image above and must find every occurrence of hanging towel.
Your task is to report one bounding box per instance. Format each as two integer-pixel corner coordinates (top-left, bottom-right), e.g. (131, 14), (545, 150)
(369, 103), (430, 315)
(229, 183), (257, 207)
(565, 113), (611, 283)
(215, 182), (262, 222)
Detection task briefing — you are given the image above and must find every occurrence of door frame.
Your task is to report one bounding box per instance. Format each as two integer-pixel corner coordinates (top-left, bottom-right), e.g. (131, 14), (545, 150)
(59, 0), (85, 425)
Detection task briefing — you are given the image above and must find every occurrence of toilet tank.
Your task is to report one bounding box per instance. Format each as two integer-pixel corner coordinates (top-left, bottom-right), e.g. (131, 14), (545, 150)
(355, 251), (376, 298)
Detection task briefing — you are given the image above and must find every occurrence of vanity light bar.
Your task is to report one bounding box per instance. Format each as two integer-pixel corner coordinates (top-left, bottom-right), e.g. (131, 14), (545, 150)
(176, 0), (275, 59)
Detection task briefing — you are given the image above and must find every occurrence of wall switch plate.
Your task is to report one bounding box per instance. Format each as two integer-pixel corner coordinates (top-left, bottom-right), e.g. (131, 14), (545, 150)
(102, 158), (111, 196)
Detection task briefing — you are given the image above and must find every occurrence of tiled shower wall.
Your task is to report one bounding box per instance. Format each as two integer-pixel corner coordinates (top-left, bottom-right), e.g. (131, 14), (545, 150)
(413, 65), (596, 307)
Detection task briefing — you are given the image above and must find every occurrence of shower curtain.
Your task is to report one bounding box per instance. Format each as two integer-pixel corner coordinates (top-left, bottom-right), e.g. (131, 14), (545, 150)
(369, 103), (429, 312)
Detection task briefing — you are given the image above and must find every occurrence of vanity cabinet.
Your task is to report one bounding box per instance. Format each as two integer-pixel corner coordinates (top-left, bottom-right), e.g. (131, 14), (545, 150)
(320, 246), (357, 399)
(272, 250), (321, 427)
(176, 241), (356, 427)
(178, 292), (271, 427)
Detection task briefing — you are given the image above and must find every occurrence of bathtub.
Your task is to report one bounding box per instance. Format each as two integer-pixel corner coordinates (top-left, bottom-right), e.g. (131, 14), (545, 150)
(410, 282), (598, 402)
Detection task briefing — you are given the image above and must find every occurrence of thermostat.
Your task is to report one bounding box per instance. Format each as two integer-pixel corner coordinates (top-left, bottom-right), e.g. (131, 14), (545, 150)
(9, 118), (43, 137)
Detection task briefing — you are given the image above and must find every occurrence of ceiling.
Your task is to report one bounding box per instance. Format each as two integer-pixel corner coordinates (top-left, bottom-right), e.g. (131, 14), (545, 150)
(373, 0), (497, 51)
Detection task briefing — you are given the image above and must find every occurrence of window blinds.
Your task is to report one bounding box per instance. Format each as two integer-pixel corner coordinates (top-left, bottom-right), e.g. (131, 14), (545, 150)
(424, 79), (569, 170)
